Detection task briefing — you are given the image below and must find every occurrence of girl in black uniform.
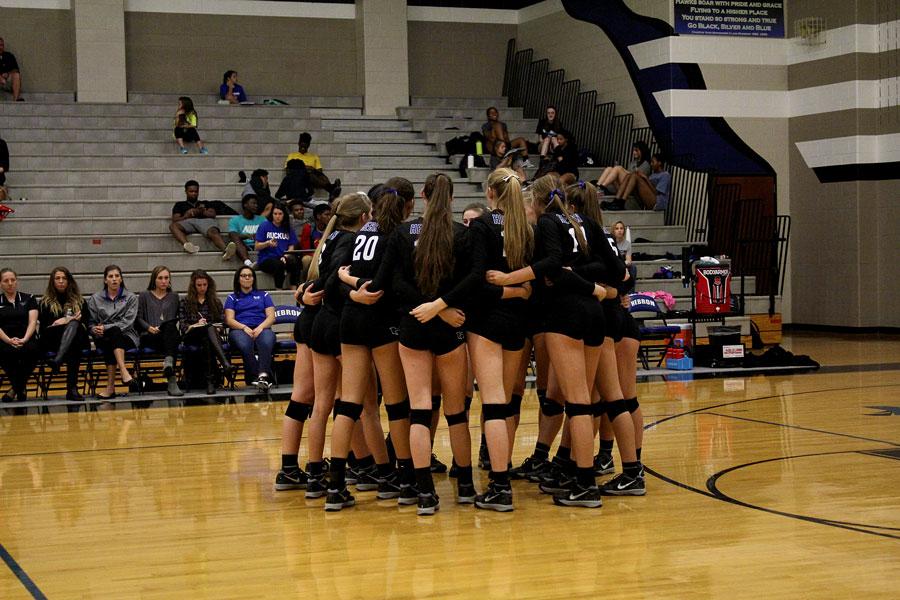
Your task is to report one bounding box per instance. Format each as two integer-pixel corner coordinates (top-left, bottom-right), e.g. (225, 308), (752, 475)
(465, 168), (534, 511)
(373, 173), (476, 515)
(487, 180), (613, 507)
(301, 194), (373, 498)
(326, 178), (417, 511)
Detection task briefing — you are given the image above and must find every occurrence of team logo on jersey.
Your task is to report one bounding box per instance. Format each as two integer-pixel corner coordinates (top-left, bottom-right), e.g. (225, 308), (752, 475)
(554, 213), (583, 224)
(491, 213), (504, 225)
(327, 231), (341, 241)
(360, 220), (380, 233)
(455, 331), (465, 340)
(409, 223), (423, 235)
(389, 326), (399, 336)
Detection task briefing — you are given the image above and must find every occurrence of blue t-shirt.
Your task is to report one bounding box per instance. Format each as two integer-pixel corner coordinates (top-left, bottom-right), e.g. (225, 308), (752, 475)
(229, 214), (266, 249)
(225, 289), (274, 328)
(220, 82), (247, 102)
(255, 220), (298, 263)
(650, 170), (672, 211)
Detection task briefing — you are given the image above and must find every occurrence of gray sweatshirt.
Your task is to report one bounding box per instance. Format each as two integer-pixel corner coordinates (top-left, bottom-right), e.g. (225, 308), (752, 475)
(86, 288), (139, 347)
(136, 290), (180, 332)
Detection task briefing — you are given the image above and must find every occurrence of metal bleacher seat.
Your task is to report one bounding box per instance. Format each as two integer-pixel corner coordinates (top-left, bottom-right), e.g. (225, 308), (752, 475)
(629, 293), (681, 369)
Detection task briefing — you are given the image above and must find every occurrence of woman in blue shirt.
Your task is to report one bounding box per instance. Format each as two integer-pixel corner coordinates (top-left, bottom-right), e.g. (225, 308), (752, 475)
(220, 70), (248, 104)
(255, 202), (300, 289)
(224, 266), (276, 391)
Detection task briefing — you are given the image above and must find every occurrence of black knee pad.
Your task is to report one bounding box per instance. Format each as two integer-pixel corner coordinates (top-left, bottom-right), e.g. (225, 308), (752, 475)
(464, 395), (473, 412)
(564, 402), (593, 417)
(540, 396), (565, 417)
(624, 397), (640, 414)
(509, 393), (523, 417)
(410, 408), (432, 427)
(285, 401), (313, 422)
(431, 394), (441, 412)
(591, 402), (605, 418)
(482, 403), (507, 422)
(385, 399), (410, 421)
(444, 410), (468, 426)
(605, 399), (628, 420)
(333, 399), (363, 421)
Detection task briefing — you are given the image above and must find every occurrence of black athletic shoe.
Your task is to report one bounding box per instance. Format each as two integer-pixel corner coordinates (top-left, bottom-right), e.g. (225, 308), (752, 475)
(345, 466), (360, 486)
(553, 484), (603, 508)
(538, 468), (575, 495)
(457, 482), (476, 504)
(599, 473), (646, 496)
(305, 475), (329, 499)
(417, 492), (440, 516)
(355, 466), (380, 491)
(430, 453), (448, 474)
(474, 483), (514, 512)
(376, 472), (402, 499)
(274, 468), (308, 491)
(448, 460), (459, 478)
(593, 453), (615, 476)
(511, 455), (546, 480)
(324, 487), (356, 511)
(397, 484), (419, 506)
(478, 443), (491, 471)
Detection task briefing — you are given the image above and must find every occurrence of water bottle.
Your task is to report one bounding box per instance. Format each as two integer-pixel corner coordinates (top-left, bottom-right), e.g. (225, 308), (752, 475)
(475, 141), (483, 155)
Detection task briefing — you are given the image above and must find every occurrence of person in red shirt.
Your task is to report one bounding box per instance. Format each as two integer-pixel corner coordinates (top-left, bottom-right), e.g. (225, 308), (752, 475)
(298, 203), (332, 279)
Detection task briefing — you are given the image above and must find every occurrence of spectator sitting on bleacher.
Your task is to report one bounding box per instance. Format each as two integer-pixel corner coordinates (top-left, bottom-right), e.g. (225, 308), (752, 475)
(0, 38), (23, 102)
(482, 106), (531, 166)
(596, 141), (650, 196)
(614, 153), (671, 211)
(174, 96), (208, 155)
(284, 133), (341, 200)
(611, 220), (638, 283)
(535, 104), (563, 161)
(86, 265), (139, 400)
(228, 194), (265, 269)
(288, 200), (307, 239)
(297, 203), (331, 280)
(255, 202), (300, 290)
(489, 140), (527, 181)
(178, 269), (233, 394)
(275, 159), (314, 207)
(39, 267), (89, 401)
(136, 266), (183, 397)
(0, 132), (8, 186)
(219, 70), (248, 104)
(551, 129), (580, 186)
(0, 268), (38, 403)
(224, 266), (276, 391)
(243, 169), (275, 216)
(170, 180), (237, 258)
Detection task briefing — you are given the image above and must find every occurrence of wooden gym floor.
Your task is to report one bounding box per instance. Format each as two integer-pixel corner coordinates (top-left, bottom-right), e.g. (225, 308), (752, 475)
(1, 332), (898, 599)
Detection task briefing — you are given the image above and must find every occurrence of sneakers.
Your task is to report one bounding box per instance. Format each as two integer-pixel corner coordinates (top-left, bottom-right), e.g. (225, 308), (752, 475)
(179, 147), (189, 155)
(416, 492), (440, 516)
(599, 473), (646, 496)
(456, 482), (476, 504)
(243, 259), (255, 268)
(430, 453), (448, 474)
(345, 465), (360, 486)
(324, 487), (355, 511)
(474, 483), (514, 512)
(200, 147), (209, 155)
(397, 484), (419, 506)
(354, 466), (380, 491)
(538, 467), (575, 495)
(222, 241), (237, 260)
(510, 455), (547, 481)
(183, 241), (200, 254)
(376, 472), (402, 499)
(593, 453), (616, 476)
(253, 373), (272, 392)
(521, 158), (534, 168)
(553, 484), (603, 508)
(274, 468), (308, 491)
(305, 474), (329, 499)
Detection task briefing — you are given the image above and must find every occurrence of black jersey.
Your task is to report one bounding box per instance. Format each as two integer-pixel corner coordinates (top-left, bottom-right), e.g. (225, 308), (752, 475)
(531, 211), (599, 297)
(310, 229), (354, 312)
(346, 220), (396, 313)
(469, 210), (519, 308)
(568, 220), (626, 289)
(372, 217), (477, 313)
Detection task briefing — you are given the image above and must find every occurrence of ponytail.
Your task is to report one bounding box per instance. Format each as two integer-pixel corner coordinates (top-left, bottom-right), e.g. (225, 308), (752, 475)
(306, 193), (372, 281)
(416, 173), (455, 297)
(537, 182), (588, 256)
(487, 168), (533, 269)
(566, 180), (603, 226)
(375, 176), (414, 236)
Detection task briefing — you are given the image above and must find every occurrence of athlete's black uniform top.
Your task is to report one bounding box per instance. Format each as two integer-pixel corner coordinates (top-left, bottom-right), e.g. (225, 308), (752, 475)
(307, 230), (354, 357)
(340, 220), (400, 348)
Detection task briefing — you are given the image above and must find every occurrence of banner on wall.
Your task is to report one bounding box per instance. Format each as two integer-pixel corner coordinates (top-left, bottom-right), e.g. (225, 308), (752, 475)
(674, 1), (784, 38)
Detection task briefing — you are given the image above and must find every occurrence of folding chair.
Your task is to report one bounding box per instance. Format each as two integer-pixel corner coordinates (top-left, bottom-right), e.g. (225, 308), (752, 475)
(629, 293), (681, 369)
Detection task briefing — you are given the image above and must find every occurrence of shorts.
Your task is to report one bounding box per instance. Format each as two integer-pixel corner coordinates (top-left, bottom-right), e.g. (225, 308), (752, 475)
(293, 305), (318, 344)
(524, 296), (546, 339)
(542, 293), (605, 346)
(467, 304), (526, 352)
(399, 313), (464, 356)
(340, 304), (399, 349)
(308, 306), (341, 357)
(174, 127), (200, 143)
(178, 218), (218, 235)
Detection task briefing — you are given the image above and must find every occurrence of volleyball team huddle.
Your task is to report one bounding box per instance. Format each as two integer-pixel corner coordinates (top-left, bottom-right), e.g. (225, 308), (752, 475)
(277, 167), (645, 515)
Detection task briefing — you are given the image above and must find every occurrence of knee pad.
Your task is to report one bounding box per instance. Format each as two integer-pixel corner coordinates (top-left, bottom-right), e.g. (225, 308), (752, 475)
(624, 397), (640, 414)
(482, 403), (507, 422)
(564, 402), (593, 417)
(464, 395), (473, 413)
(509, 393), (523, 417)
(591, 402), (605, 418)
(540, 396), (565, 417)
(333, 399), (363, 421)
(444, 410), (468, 427)
(431, 395), (442, 412)
(409, 408), (432, 427)
(285, 401), (312, 422)
(605, 399), (628, 420)
(385, 399), (410, 421)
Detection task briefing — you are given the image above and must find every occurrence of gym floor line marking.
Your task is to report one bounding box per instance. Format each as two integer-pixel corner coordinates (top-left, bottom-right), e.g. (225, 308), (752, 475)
(0, 542), (47, 600)
(705, 412), (900, 447)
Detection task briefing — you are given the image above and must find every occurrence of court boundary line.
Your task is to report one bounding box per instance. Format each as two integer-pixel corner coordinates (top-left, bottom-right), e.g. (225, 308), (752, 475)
(705, 412), (900, 446)
(0, 543), (47, 599)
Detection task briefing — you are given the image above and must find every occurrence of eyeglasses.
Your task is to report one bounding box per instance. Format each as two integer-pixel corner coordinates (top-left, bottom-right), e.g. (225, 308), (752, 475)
(239, 273), (254, 279)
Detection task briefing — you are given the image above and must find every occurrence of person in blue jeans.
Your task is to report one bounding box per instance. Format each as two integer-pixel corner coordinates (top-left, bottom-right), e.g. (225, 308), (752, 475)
(224, 266), (276, 391)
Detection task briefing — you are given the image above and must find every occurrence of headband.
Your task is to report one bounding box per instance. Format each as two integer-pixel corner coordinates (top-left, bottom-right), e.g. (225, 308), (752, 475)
(501, 173), (521, 183)
(546, 188), (564, 208)
(382, 187), (398, 195)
